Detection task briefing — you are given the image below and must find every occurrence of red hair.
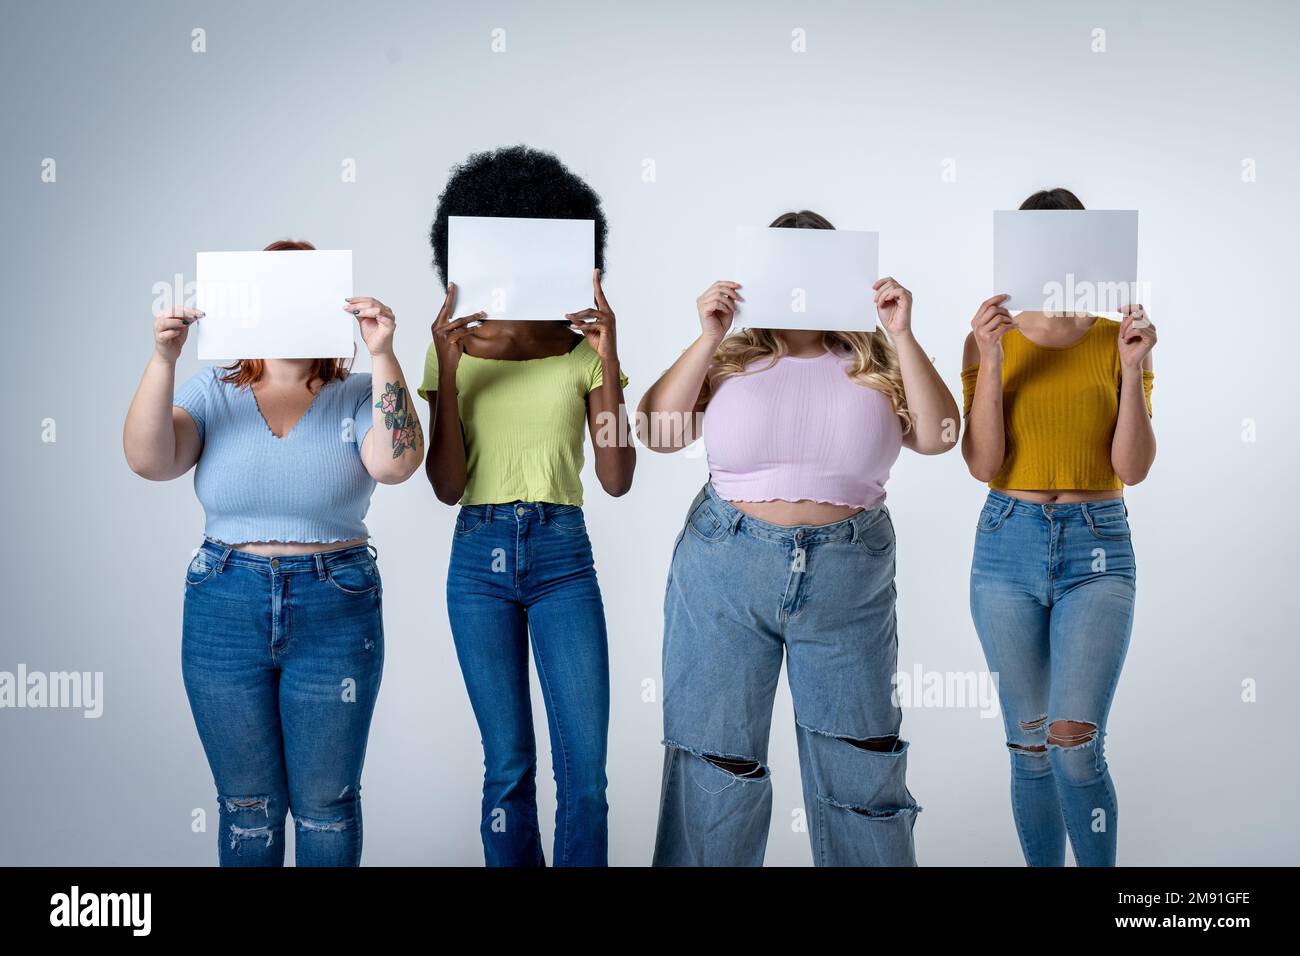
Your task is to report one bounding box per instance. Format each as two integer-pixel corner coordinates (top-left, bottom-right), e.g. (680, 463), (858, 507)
(219, 239), (351, 391)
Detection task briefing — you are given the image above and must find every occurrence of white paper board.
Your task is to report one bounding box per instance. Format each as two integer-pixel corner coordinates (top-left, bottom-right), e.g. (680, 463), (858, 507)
(448, 216), (595, 321)
(994, 210), (1139, 313)
(194, 250), (354, 360)
(733, 227), (879, 331)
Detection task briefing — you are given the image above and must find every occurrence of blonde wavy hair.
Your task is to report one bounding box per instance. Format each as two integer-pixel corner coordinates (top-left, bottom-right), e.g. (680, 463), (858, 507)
(703, 327), (911, 432)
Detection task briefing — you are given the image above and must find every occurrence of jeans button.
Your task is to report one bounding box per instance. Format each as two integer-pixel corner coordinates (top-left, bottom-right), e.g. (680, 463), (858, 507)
(270, 558), (280, 569)
(516, 506), (526, 517)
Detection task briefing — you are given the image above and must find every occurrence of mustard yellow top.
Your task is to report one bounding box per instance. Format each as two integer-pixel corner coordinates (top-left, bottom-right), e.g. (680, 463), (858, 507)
(961, 317), (1154, 491)
(418, 337), (627, 507)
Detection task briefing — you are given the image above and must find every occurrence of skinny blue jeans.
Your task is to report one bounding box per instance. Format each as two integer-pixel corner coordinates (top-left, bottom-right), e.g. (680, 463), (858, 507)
(446, 502), (611, 867)
(181, 540), (384, 866)
(970, 491), (1136, 867)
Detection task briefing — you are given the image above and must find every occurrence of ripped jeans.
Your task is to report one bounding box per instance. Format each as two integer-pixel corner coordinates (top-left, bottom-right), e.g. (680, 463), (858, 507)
(970, 491), (1136, 867)
(653, 484), (919, 867)
(181, 540), (384, 866)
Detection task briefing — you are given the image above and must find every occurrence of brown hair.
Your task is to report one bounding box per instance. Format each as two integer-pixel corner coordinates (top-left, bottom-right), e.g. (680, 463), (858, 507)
(1019, 188), (1085, 210)
(704, 210), (911, 431)
(218, 239), (351, 391)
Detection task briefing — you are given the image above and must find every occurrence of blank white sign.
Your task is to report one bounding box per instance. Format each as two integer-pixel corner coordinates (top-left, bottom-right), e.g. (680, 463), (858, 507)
(194, 250), (354, 360)
(994, 210), (1139, 313)
(734, 227), (879, 331)
(448, 216), (595, 321)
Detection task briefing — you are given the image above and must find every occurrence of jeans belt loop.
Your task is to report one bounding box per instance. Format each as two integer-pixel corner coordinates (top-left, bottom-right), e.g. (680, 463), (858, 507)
(215, 545), (233, 574)
(538, 502), (548, 524)
(315, 552), (327, 581)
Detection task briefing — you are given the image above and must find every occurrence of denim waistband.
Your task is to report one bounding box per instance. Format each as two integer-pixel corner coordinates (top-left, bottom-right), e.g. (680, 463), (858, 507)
(983, 489), (1127, 521)
(198, 538), (376, 573)
(457, 501), (582, 523)
(701, 482), (884, 545)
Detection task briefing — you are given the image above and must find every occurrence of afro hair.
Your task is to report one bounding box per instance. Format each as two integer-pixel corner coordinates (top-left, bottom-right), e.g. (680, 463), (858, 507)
(429, 145), (608, 288)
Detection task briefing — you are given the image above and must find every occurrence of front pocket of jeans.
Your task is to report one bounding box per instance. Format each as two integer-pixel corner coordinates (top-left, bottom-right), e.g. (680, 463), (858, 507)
(686, 502), (726, 542)
(1085, 514), (1131, 541)
(184, 553), (218, 588)
(976, 507), (1008, 534)
(858, 510), (896, 556)
(327, 561), (379, 595)
(454, 512), (485, 536)
(546, 506), (587, 535)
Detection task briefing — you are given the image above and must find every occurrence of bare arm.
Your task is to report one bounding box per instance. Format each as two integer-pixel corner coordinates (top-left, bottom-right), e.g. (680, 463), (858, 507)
(346, 297), (425, 484)
(874, 278), (958, 455)
(123, 306), (204, 481)
(1111, 306), (1157, 485)
(961, 295), (1016, 481)
(635, 280), (739, 453)
(424, 285), (477, 505)
(569, 270), (635, 496)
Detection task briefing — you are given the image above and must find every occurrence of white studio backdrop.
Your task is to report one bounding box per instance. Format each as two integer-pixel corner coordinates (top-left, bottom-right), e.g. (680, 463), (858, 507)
(1, 0), (1296, 865)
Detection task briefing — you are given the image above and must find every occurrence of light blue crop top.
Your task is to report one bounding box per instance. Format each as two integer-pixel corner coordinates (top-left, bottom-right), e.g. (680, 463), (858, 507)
(173, 367), (377, 544)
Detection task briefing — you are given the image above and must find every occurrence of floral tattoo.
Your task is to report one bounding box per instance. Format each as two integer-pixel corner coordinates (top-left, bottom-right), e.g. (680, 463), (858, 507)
(375, 382), (421, 458)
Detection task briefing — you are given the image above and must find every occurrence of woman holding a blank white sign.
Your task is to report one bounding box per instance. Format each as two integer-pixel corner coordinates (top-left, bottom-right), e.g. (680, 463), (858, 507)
(420, 147), (635, 867)
(638, 210), (959, 867)
(123, 239), (425, 866)
(962, 188), (1157, 867)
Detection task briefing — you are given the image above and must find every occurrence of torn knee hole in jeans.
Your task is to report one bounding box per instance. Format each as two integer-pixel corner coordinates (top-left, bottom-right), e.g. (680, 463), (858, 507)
(702, 754), (767, 779)
(1008, 715), (1049, 752)
(817, 793), (920, 820)
(228, 825), (276, 849)
(1047, 719), (1098, 748)
(295, 815), (353, 833)
(222, 795), (270, 816)
(841, 734), (902, 754)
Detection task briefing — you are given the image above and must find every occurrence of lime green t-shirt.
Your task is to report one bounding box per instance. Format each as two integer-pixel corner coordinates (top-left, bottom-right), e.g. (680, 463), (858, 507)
(418, 337), (628, 506)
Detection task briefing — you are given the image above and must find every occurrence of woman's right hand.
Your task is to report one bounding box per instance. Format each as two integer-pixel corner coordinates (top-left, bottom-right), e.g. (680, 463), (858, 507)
(970, 294), (1015, 361)
(697, 280), (741, 343)
(154, 306), (203, 363)
(431, 282), (485, 369)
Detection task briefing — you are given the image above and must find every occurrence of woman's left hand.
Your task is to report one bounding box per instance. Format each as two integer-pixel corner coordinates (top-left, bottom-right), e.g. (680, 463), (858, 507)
(874, 276), (913, 336)
(1118, 304), (1156, 369)
(567, 269), (619, 363)
(345, 296), (397, 356)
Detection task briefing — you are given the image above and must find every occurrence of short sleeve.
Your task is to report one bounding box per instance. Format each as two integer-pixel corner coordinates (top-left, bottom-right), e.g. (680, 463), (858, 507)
(417, 342), (440, 401)
(1141, 369), (1154, 417)
(960, 365), (980, 418)
(350, 373), (374, 451)
(588, 349), (629, 392)
(173, 367), (215, 443)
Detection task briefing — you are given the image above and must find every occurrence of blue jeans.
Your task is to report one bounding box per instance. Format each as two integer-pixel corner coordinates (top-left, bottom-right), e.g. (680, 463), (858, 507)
(181, 540), (384, 866)
(970, 491), (1136, 867)
(446, 502), (610, 867)
(653, 484), (920, 867)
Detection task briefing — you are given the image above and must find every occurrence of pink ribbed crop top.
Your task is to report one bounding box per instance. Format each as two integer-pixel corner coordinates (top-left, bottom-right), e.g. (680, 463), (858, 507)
(702, 350), (904, 510)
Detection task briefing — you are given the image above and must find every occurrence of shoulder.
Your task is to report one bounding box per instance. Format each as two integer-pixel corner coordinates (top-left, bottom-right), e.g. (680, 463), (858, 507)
(1091, 317), (1121, 356)
(339, 370), (372, 400)
(178, 364), (223, 395)
(571, 336), (600, 366)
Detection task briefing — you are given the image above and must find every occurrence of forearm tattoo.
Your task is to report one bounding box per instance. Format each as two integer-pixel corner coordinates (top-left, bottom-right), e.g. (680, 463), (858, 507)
(375, 382), (422, 458)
